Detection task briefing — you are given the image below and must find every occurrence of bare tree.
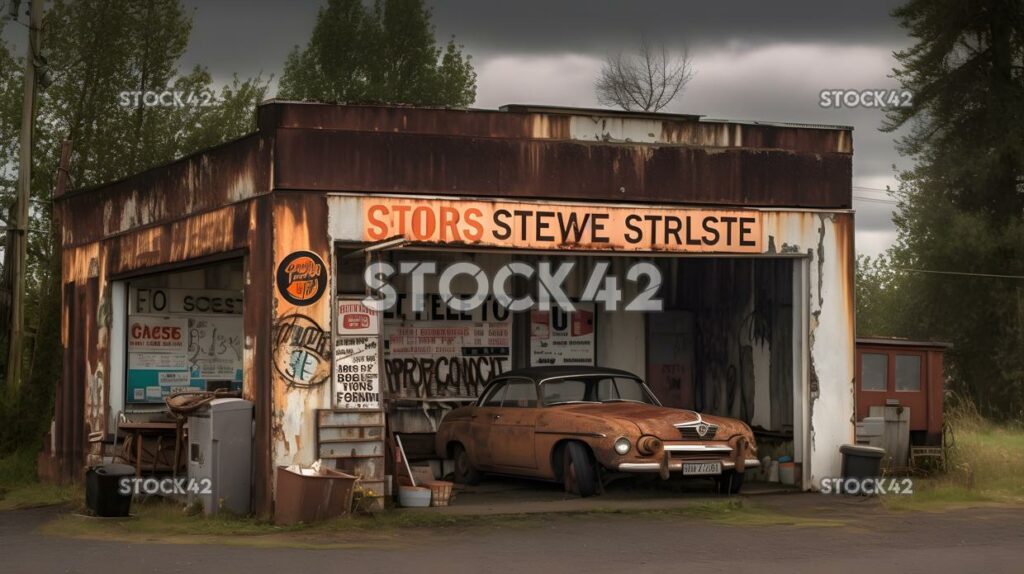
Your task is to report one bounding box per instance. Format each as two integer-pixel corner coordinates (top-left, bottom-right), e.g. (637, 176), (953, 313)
(595, 38), (695, 112)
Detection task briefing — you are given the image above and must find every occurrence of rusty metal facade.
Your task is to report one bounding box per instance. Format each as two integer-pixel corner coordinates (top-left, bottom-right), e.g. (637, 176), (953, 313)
(53, 102), (854, 512)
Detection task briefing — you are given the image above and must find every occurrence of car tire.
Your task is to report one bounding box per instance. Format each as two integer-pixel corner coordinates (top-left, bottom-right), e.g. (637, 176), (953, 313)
(452, 443), (481, 485)
(716, 470), (745, 495)
(564, 442), (599, 497)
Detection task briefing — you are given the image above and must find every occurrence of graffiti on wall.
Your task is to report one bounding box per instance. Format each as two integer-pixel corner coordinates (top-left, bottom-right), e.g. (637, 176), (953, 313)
(273, 314), (331, 388)
(383, 320), (510, 398)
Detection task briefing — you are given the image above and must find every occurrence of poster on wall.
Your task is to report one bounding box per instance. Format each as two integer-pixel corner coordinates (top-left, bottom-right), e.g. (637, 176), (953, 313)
(530, 303), (595, 366)
(186, 316), (244, 384)
(126, 313), (243, 403)
(383, 319), (511, 399)
(127, 315), (192, 403)
(337, 298), (380, 336)
(334, 336), (381, 409)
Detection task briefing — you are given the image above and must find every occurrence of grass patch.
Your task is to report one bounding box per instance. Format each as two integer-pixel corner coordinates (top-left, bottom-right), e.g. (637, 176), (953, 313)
(0, 448), (78, 510)
(0, 448), (38, 488)
(883, 402), (1024, 511)
(0, 482), (80, 511)
(41, 497), (835, 548)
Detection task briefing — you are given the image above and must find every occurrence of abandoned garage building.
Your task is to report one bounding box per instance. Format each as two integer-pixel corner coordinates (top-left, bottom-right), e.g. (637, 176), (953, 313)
(46, 101), (855, 515)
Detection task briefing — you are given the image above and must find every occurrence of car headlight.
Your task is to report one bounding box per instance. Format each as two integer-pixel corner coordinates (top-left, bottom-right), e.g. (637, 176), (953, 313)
(614, 437), (631, 455)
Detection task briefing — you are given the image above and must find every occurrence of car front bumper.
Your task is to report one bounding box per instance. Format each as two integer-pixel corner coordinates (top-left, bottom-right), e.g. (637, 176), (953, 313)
(617, 458), (761, 473)
(614, 454), (761, 472)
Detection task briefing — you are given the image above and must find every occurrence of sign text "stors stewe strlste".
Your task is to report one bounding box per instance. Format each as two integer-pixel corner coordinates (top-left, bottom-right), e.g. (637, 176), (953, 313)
(362, 199), (764, 254)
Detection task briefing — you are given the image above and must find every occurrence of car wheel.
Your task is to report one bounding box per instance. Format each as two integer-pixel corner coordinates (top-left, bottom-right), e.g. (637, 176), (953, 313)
(563, 442), (599, 497)
(716, 470), (744, 495)
(452, 443), (481, 485)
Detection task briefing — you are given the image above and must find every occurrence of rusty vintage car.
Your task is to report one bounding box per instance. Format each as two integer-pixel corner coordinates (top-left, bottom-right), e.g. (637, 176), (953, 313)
(435, 366), (760, 496)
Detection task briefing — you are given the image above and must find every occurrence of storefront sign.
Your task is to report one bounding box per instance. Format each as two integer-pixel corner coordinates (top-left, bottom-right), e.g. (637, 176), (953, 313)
(130, 288), (243, 315)
(277, 251), (327, 306)
(362, 198), (763, 253)
(530, 304), (595, 366)
(337, 298), (380, 336)
(383, 319), (511, 398)
(273, 314), (331, 388)
(334, 336), (381, 409)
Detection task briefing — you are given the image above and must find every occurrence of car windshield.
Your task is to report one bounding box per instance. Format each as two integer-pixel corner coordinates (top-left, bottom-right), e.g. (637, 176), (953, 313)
(541, 376), (656, 406)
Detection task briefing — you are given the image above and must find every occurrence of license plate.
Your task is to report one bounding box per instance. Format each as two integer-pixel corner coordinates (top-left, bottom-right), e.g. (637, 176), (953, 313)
(682, 462), (722, 476)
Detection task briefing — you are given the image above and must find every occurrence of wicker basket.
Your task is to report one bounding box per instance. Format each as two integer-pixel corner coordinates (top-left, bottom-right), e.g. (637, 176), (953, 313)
(423, 480), (454, 507)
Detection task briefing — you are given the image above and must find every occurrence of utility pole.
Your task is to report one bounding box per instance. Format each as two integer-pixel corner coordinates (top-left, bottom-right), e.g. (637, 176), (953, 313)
(6, 0), (43, 397)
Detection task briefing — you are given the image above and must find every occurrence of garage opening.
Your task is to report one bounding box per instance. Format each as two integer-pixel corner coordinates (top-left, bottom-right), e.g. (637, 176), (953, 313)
(113, 258), (246, 418)
(334, 245), (804, 496)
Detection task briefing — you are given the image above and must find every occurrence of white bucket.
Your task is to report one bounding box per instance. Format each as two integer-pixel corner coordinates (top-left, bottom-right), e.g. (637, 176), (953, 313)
(398, 485), (432, 508)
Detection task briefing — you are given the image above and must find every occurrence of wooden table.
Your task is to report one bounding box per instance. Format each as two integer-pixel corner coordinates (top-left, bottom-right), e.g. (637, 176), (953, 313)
(117, 421), (185, 477)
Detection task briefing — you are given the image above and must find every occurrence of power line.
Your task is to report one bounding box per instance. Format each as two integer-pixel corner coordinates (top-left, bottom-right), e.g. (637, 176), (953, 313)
(894, 267), (1024, 280)
(853, 195), (900, 205)
(853, 186), (898, 194)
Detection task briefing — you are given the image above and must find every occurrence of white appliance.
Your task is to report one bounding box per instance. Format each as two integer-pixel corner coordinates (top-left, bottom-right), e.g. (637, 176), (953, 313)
(187, 398), (253, 515)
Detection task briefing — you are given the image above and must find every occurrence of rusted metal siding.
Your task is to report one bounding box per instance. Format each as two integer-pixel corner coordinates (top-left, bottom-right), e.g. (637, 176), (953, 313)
(245, 195), (276, 516)
(258, 102), (573, 141)
(56, 133), (272, 248)
(272, 129), (851, 209)
(269, 193), (334, 491)
(259, 101), (851, 155)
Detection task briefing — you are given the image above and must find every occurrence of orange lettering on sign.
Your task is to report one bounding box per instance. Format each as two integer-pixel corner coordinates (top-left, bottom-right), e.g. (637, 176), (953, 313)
(360, 199), (764, 254)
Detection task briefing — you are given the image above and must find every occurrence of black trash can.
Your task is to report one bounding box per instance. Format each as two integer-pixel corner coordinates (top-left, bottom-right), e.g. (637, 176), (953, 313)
(839, 444), (885, 480)
(85, 464), (135, 517)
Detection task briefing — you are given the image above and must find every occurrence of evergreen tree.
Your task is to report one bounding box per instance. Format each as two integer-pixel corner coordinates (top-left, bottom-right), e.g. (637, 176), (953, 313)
(883, 0), (1024, 417)
(279, 0), (476, 107)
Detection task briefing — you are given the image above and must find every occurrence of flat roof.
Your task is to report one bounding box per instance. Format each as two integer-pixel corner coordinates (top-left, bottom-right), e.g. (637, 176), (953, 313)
(500, 104), (853, 131)
(857, 337), (953, 349)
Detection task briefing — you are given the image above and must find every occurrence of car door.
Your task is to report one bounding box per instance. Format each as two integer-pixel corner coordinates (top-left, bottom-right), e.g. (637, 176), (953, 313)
(487, 378), (541, 471)
(469, 379), (508, 469)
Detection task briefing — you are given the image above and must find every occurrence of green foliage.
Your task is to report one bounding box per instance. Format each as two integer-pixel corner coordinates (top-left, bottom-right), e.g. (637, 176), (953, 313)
(878, 0), (1024, 419)
(279, 0), (476, 107)
(855, 254), (905, 337)
(0, 0), (269, 457)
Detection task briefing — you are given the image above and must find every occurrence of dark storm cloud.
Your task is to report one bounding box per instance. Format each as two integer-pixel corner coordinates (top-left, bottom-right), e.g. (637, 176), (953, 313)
(179, 0), (908, 79)
(429, 0), (908, 55)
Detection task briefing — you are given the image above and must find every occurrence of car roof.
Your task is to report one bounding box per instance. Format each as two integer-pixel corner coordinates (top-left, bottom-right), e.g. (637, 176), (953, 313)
(491, 366), (641, 383)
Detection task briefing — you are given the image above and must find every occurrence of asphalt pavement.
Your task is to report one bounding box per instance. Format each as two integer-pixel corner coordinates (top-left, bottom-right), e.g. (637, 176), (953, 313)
(3, 496), (1023, 574)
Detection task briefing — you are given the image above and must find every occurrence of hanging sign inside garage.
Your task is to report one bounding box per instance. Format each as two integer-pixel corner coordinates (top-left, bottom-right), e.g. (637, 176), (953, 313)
(530, 304), (595, 366)
(130, 288), (243, 315)
(361, 198), (763, 253)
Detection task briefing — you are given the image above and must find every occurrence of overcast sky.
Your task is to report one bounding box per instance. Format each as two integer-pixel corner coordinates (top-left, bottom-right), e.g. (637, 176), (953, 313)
(6, 0), (912, 257)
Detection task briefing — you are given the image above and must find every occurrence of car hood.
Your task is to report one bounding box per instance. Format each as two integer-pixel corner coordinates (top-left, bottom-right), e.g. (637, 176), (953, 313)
(551, 402), (749, 440)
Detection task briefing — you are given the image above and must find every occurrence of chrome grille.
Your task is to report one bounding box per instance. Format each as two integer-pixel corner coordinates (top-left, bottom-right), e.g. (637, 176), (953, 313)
(677, 424), (718, 441)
